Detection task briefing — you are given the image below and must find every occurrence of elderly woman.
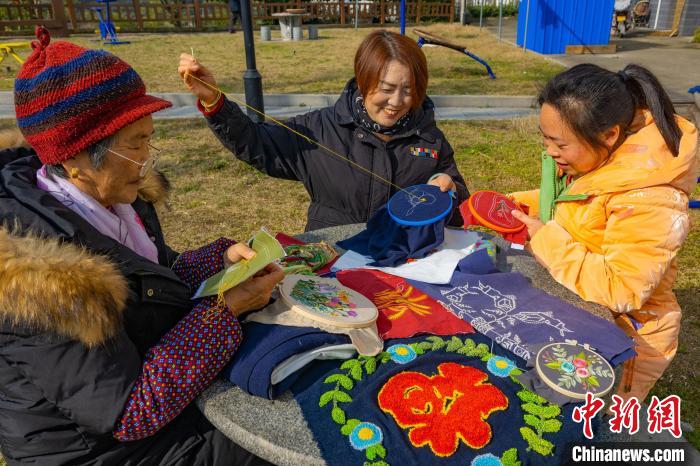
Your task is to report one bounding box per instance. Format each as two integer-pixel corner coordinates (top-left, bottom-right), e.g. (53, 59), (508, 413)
(0, 28), (281, 465)
(179, 30), (470, 231)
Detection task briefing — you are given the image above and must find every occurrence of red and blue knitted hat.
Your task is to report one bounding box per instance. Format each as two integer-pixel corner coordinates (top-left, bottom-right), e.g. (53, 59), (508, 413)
(14, 26), (171, 165)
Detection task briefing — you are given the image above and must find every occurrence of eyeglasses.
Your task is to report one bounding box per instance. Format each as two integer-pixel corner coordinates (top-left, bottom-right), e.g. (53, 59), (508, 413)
(100, 143), (161, 178)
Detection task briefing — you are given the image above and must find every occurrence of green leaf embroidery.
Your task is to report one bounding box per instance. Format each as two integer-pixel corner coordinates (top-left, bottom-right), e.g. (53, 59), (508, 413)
(341, 359), (360, 371)
(365, 357), (377, 375)
(588, 375), (600, 387)
(417, 342), (433, 351)
(324, 374), (354, 391)
(340, 418), (361, 435)
(541, 419), (562, 433)
(540, 405), (562, 419)
(426, 335), (446, 350)
(350, 363), (363, 381)
(524, 414), (544, 431)
(334, 391), (352, 403)
(319, 390), (335, 407)
(545, 362), (562, 370)
(510, 368), (524, 376)
(380, 352), (391, 363)
(517, 390), (548, 405)
(366, 461), (389, 466)
(520, 426), (555, 456)
(366, 445), (377, 461)
(446, 336), (463, 352)
(457, 338), (477, 355)
(501, 447), (521, 466)
(375, 444), (387, 458)
(331, 406), (346, 425)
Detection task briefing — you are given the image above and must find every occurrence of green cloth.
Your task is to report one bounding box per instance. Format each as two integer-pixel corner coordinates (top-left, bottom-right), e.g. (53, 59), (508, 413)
(538, 151), (588, 223)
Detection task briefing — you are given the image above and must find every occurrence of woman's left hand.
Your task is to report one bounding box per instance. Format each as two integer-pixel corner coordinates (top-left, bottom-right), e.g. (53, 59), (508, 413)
(511, 210), (545, 240)
(428, 174), (456, 193)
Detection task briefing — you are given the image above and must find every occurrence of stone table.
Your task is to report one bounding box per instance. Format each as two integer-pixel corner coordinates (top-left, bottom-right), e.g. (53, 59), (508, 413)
(196, 225), (624, 465)
(271, 12), (308, 41)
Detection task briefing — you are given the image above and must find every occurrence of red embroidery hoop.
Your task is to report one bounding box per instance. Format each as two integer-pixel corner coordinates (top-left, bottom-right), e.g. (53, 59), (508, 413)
(459, 190), (528, 245)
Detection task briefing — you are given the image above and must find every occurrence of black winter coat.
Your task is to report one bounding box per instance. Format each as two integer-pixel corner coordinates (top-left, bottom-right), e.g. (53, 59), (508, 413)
(206, 79), (470, 231)
(0, 153), (252, 465)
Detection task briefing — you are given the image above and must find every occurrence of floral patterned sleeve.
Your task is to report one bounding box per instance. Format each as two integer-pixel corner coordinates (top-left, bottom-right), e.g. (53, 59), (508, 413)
(171, 237), (236, 289)
(113, 296), (242, 441)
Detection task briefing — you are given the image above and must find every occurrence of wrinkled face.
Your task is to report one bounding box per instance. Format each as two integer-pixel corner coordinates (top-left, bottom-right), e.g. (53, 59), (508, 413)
(66, 116), (155, 206)
(364, 60), (414, 128)
(539, 103), (611, 178)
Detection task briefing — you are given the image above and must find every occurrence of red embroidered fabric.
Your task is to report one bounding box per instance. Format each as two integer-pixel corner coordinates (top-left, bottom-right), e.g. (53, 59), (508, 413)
(336, 269), (474, 339)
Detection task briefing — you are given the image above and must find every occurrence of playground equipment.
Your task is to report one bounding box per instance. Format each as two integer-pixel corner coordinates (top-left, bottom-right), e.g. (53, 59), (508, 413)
(414, 29), (496, 80)
(92, 0), (129, 45)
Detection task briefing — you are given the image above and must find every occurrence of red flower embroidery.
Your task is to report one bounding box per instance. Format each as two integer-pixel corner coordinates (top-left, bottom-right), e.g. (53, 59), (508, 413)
(377, 362), (508, 457)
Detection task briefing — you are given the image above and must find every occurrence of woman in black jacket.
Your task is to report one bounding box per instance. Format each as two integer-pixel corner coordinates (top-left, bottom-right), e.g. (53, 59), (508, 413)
(179, 30), (470, 231)
(0, 28), (280, 465)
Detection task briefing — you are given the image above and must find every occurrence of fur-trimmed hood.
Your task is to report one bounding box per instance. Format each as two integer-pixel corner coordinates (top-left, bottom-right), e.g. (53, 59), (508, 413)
(0, 228), (129, 346)
(0, 127), (171, 206)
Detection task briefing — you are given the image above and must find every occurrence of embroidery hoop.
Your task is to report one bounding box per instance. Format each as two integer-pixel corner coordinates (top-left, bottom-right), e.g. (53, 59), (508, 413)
(280, 275), (378, 329)
(535, 342), (615, 400)
(387, 183), (453, 227)
(463, 190), (525, 234)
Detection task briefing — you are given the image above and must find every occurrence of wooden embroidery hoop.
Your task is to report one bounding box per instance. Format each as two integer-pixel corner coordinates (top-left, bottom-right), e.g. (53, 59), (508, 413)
(535, 342), (615, 400)
(464, 190), (525, 234)
(280, 275), (378, 329)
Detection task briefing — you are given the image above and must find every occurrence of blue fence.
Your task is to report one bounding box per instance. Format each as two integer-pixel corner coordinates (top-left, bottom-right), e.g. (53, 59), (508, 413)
(516, 0), (615, 54)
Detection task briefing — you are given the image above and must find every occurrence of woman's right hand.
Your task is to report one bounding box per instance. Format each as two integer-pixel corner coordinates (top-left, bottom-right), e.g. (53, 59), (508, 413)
(178, 53), (219, 106)
(223, 263), (285, 317)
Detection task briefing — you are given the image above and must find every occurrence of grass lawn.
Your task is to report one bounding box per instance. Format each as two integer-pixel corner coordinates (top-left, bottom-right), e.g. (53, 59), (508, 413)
(0, 24), (563, 96)
(148, 117), (700, 448)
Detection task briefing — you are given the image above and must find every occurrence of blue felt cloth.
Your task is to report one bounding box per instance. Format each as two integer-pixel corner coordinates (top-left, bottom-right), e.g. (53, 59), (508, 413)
(292, 333), (599, 466)
(337, 206), (445, 267)
(407, 271), (636, 366)
(222, 322), (351, 399)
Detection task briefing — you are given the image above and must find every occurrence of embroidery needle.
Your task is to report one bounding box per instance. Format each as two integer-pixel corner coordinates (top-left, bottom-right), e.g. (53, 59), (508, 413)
(183, 69), (425, 204)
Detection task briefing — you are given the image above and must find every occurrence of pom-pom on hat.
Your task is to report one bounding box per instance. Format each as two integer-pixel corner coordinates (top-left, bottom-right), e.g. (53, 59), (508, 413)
(14, 26), (171, 165)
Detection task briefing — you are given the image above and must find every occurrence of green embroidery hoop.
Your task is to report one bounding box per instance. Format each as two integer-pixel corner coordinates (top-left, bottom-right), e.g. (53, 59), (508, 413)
(535, 342), (615, 400)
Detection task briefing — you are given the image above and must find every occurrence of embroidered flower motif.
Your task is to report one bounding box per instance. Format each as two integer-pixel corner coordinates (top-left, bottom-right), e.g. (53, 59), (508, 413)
(387, 344), (417, 364)
(560, 361), (575, 374)
(348, 422), (383, 450)
(378, 362), (508, 457)
(576, 367), (590, 378)
(486, 356), (516, 377)
(573, 358), (588, 368)
(471, 453), (503, 466)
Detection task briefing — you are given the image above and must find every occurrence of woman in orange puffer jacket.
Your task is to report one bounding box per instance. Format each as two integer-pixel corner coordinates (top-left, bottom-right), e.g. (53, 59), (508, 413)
(510, 64), (697, 402)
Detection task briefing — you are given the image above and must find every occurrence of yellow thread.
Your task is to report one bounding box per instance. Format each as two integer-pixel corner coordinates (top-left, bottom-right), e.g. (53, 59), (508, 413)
(184, 71), (424, 202)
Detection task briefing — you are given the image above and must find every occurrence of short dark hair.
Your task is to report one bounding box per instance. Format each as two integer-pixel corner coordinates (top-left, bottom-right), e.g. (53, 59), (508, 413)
(538, 64), (681, 156)
(354, 30), (428, 111)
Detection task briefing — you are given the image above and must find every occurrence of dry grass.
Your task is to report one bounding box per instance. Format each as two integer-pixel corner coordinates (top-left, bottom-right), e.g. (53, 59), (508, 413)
(0, 24), (563, 95)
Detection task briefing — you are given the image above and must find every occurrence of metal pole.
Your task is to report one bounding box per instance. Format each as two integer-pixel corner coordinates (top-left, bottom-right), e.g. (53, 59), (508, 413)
(498, 0), (503, 41)
(355, 0), (359, 28)
(460, 0), (467, 25)
(523, 0), (530, 52)
(479, 0), (483, 29)
(400, 0), (406, 34)
(239, 0), (264, 122)
(654, 0), (663, 29)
